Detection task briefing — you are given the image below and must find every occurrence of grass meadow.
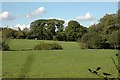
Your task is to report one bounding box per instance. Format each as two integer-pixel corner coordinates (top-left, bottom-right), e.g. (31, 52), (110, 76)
(2, 39), (118, 78)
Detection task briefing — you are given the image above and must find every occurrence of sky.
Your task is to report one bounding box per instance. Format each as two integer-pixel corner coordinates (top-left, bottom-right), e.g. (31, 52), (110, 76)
(0, 2), (118, 30)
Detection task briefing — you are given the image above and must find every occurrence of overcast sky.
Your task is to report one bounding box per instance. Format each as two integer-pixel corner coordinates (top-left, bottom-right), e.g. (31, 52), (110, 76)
(0, 2), (118, 29)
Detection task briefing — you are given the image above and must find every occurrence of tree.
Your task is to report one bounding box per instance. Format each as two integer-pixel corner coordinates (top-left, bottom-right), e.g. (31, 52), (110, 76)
(108, 30), (120, 49)
(53, 32), (67, 41)
(22, 27), (30, 39)
(0, 27), (10, 51)
(30, 19), (47, 39)
(44, 19), (56, 40)
(14, 31), (24, 39)
(0, 41), (10, 51)
(55, 19), (65, 32)
(29, 19), (65, 40)
(65, 20), (86, 41)
(54, 19), (66, 41)
(81, 32), (102, 49)
(81, 11), (120, 49)
(99, 14), (119, 35)
(2, 28), (14, 39)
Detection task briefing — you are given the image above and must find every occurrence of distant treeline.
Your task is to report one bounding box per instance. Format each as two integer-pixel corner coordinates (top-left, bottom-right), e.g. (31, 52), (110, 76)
(1, 10), (120, 49)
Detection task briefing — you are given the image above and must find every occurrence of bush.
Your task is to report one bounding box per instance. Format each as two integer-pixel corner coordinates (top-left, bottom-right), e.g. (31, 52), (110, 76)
(34, 42), (63, 50)
(0, 41), (10, 51)
(80, 32), (102, 49)
(80, 42), (88, 49)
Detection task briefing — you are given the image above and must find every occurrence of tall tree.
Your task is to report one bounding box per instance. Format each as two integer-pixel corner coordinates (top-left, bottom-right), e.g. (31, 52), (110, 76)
(30, 19), (46, 39)
(54, 19), (66, 41)
(65, 20), (86, 41)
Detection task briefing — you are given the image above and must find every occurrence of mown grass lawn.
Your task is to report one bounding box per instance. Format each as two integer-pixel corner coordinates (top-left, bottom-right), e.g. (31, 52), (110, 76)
(2, 39), (118, 78)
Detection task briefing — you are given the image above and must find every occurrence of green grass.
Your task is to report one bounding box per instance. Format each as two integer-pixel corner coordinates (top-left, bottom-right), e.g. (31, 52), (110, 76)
(2, 39), (118, 78)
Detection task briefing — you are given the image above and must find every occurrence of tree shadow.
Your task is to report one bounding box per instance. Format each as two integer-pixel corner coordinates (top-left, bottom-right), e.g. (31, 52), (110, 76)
(6, 48), (33, 51)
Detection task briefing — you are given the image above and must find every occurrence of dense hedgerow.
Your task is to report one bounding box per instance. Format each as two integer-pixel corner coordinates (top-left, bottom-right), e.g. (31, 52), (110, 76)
(34, 42), (63, 50)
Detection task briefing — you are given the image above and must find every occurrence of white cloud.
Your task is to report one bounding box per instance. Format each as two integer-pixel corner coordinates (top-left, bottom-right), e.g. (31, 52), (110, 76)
(10, 24), (30, 30)
(0, 11), (15, 21)
(75, 12), (94, 21)
(90, 22), (96, 26)
(90, 21), (99, 26)
(27, 7), (46, 18)
(48, 17), (63, 20)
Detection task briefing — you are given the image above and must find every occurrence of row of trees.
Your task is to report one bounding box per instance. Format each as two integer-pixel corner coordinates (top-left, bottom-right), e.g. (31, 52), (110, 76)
(1, 10), (120, 49)
(81, 10), (120, 49)
(1, 19), (87, 41)
(29, 19), (87, 41)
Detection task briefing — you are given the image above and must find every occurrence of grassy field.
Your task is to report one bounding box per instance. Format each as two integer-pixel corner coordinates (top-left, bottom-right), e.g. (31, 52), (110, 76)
(2, 39), (118, 78)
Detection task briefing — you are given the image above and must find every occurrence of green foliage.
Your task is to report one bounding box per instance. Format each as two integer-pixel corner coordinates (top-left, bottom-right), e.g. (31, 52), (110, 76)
(22, 27), (30, 39)
(0, 41), (10, 51)
(2, 28), (15, 39)
(34, 42), (63, 50)
(1, 27), (28, 39)
(81, 32), (102, 49)
(108, 30), (120, 49)
(29, 19), (87, 41)
(65, 20), (87, 41)
(14, 31), (24, 39)
(81, 11), (120, 49)
(29, 19), (65, 40)
(30, 19), (45, 39)
(53, 32), (67, 41)
(80, 42), (88, 49)
(0, 28), (10, 51)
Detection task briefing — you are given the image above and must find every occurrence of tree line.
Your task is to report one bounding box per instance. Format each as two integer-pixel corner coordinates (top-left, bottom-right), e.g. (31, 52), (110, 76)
(1, 10), (120, 49)
(1, 19), (87, 41)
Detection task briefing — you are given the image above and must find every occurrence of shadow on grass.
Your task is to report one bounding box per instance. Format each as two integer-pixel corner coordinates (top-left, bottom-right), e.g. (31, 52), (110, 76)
(18, 54), (35, 79)
(7, 48), (33, 51)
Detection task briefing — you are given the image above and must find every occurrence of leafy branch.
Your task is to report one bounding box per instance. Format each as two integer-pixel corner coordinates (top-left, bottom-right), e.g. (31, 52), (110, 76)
(88, 67), (112, 80)
(88, 53), (120, 80)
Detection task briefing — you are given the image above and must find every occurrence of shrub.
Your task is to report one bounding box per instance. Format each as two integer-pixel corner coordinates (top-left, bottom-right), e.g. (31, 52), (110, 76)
(34, 42), (63, 50)
(80, 33), (102, 49)
(0, 41), (10, 51)
(80, 42), (88, 49)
